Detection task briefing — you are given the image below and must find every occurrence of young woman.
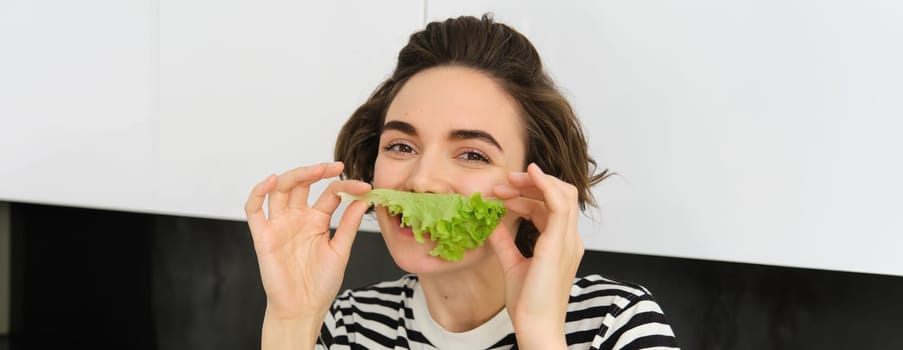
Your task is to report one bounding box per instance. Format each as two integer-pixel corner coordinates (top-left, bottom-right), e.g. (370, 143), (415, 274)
(245, 15), (679, 350)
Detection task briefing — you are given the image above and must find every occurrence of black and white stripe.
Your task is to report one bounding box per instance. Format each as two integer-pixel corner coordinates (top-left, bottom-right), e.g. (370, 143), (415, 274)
(316, 274), (679, 349)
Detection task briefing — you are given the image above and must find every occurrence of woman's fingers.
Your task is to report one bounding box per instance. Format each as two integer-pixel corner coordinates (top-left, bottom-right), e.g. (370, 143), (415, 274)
(329, 200), (370, 259)
(493, 182), (550, 231)
(525, 163), (574, 214)
(487, 222), (526, 271)
(501, 164), (581, 259)
(289, 162), (346, 208)
(246, 174), (276, 234)
(267, 162), (345, 216)
(505, 172), (545, 201)
(496, 195), (549, 231)
(505, 167), (571, 205)
(311, 180), (372, 215)
(246, 162), (351, 230)
(267, 164), (324, 215)
(498, 163), (577, 230)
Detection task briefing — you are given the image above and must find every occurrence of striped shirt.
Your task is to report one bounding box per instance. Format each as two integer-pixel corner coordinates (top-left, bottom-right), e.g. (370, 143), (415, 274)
(316, 274), (679, 349)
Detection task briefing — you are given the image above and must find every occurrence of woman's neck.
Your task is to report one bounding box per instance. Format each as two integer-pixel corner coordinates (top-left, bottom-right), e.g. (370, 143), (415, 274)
(417, 255), (507, 332)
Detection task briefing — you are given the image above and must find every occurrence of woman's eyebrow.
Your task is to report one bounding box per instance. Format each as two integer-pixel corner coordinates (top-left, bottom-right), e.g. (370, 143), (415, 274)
(450, 129), (503, 152)
(382, 121), (503, 152)
(382, 120), (417, 135)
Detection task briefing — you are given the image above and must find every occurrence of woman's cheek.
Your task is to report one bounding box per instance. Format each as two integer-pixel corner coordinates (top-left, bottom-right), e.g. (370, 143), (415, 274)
(460, 170), (507, 196)
(372, 157), (404, 188)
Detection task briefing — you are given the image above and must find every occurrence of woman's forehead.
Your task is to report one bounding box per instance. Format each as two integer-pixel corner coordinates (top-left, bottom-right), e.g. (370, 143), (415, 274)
(384, 67), (525, 143)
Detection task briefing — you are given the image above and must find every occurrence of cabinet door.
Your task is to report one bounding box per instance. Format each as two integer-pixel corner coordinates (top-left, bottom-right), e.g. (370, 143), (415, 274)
(0, 0), (424, 222)
(0, 0), (156, 210)
(156, 0), (423, 221)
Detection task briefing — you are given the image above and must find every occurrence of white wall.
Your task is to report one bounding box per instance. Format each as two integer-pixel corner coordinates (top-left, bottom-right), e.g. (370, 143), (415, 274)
(2, 0), (901, 276)
(427, 0), (903, 276)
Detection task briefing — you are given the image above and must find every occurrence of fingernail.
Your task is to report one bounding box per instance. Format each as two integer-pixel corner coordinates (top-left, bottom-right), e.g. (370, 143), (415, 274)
(529, 162), (543, 173)
(494, 184), (517, 195)
(510, 172), (528, 180)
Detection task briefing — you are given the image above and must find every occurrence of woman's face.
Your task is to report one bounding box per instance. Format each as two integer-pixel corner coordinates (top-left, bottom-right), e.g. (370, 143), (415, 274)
(372, 66), (526, 274)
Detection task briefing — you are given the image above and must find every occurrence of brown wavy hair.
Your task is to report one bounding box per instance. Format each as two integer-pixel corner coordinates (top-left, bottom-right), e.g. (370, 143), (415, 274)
(334, 14), (609, 257)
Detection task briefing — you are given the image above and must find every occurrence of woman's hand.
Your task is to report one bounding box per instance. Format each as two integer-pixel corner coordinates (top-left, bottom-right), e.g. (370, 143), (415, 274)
(245, 162), (371, 324)
(489, 163), (585, 350)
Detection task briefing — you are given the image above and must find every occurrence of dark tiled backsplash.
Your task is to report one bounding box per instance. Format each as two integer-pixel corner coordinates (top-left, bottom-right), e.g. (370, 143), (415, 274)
(7, 203), (903, 349)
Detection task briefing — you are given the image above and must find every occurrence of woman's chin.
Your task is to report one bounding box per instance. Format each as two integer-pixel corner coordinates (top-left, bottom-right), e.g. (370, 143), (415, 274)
(383, 238), (445, 274)
(375, 209), (492, 274)
(391, 256), (434, 275)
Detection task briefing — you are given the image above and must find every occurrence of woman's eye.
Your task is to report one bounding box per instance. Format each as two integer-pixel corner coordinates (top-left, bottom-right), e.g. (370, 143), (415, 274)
(458, 150), (491, 163)
(384, 142), (414, 154)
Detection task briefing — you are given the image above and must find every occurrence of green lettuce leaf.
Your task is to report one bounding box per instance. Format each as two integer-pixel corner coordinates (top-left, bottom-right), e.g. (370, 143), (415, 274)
(339, 189), (506, 261)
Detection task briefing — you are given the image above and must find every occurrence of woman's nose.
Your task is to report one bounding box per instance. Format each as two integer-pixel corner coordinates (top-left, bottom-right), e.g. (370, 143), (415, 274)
(405, 153), (453, 194)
